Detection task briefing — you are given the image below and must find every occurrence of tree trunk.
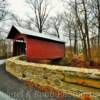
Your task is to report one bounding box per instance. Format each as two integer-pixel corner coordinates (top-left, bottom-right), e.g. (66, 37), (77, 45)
(82, 37), (88, 61)
(74, 29), (78, 54)
(97, 0), (100, 61)
(68, 28), (72, 54)
(39, 26), (42, 33)
(82, 0), (91, 61)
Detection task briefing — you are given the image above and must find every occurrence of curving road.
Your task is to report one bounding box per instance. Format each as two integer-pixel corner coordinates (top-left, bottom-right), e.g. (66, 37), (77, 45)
(0, 61), (78, 100)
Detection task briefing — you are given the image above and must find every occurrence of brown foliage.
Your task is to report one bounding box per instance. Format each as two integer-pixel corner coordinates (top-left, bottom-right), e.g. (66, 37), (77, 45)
(70, 55), (100, 69)
(79, 93), (92, 100)
(24, 80), (65, 100)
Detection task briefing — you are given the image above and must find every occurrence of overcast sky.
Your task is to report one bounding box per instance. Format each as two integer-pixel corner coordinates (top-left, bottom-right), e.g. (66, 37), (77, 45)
(7, 0), (64, 18)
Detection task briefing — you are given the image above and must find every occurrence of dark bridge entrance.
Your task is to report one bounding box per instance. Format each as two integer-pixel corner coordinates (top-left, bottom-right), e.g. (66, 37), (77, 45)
(13, 40), (26, 56)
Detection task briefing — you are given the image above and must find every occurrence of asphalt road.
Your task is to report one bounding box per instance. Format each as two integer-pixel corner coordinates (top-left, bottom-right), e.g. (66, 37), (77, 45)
(0, 61), (78, 100)
(0, 91), (15, 100)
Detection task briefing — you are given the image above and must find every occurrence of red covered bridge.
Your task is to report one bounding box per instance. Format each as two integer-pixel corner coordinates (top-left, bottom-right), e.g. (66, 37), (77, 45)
(7, 26), (65, 62)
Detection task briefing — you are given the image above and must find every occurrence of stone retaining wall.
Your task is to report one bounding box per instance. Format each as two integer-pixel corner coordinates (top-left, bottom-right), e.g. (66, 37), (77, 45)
(6, 56), (100, 99)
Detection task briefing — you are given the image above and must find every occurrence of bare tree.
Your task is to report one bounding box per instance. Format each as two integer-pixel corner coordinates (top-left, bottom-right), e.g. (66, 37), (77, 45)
(96, 0), (100, 49)
(0, 0), (8, 21)
(73, 26), (78, 54)
(74, 0), (89, 60)
(63, 0), (93, 61)
(90, 0), (100, 60)
(63, 13), (74, 53)
(0, 0), (8, 33)
(0, 0), (7, 57)
(26, 0), (50, 33)
(73, 0), (92, 61)
(50, 14), (63, 37)
(90, 0), (100, 47)
(82, 0), (91, 59)
(63, 5), (80, 55)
